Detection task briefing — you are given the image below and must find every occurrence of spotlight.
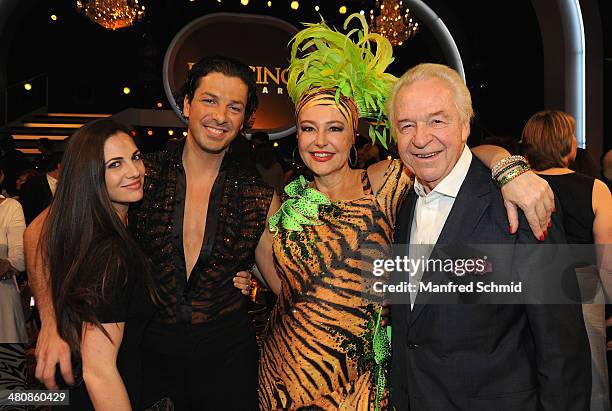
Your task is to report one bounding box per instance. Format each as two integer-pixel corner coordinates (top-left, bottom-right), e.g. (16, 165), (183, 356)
(290, 1), (299, 10)
(182, 131), (188, 137)
(359, 10), (364, 15)
(24, 83), (32, 91)
(240, 0), (249, 5)
(387, 155), (392, 160)
(147, 129), (153, 136)
(50, 14), (58, 21)
(123, 87), (131, 95)
(156, 102), (163, 108)
(339, 5), (347, 14)
(267, 0), (272, 6)
(314, 5), (320, 12)
(168, 130), (174, 136)
(273, 142), (279, 147)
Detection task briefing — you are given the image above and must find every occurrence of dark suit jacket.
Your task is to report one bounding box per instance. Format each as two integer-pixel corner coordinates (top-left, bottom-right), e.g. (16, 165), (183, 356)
(389, 157), (591, 411)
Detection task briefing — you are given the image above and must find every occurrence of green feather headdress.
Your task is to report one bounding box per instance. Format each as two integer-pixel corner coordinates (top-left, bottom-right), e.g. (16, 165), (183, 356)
(287, 13), (398, 148)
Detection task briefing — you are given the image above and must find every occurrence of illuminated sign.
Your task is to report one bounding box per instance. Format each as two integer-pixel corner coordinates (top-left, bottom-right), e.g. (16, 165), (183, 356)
(163, 13), (298, 138)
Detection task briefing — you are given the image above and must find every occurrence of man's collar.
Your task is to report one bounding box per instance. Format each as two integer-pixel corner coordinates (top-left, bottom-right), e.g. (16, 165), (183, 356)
(413, 145), (472, 199)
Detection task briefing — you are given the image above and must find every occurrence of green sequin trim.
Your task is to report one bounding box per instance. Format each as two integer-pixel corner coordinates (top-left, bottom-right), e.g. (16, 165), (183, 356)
(269, 176), (331, 233)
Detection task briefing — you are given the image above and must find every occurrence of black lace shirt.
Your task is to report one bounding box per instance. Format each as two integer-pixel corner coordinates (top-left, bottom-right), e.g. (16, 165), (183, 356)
(130, 140), (274, 325)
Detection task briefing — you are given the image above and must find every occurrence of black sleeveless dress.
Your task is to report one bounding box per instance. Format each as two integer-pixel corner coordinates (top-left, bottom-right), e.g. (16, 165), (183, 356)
(540, 172), (594, 244)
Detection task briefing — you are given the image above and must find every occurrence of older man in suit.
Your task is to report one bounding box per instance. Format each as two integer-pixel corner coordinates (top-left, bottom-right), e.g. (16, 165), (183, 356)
(387, 63), (591, 410)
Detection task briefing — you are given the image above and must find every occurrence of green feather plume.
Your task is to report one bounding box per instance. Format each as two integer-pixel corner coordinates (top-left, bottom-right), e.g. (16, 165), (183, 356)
(287, 14), (398, 148)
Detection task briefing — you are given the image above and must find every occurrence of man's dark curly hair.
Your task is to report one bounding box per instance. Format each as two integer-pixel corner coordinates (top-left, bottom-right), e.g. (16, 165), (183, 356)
(176, 55), (258, 128)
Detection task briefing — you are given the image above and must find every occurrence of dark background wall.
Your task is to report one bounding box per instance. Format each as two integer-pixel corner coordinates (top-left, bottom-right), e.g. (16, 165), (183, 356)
(0, 0), (608, 157)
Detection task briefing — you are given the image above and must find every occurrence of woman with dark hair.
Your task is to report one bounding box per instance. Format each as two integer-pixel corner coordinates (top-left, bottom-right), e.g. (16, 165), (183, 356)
(24, 119), (159, 410)
(522, 110), (612, 411)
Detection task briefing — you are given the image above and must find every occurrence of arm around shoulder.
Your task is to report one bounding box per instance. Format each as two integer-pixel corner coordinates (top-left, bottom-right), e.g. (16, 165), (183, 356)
(24, 209), (75, 389)
(471, 144), (510, 168)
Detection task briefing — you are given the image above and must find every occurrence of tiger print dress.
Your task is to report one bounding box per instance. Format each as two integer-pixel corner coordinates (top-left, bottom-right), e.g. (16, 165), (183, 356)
(258, 160), (411, 410)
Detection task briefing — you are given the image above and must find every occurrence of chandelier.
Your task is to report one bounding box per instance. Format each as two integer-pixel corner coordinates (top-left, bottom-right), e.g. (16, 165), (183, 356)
(368, 0), (419, 46)
(75, 0), (145, 30)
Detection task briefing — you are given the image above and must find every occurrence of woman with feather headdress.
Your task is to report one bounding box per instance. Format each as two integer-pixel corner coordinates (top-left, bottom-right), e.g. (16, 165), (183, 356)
(233, 14), (553, 410)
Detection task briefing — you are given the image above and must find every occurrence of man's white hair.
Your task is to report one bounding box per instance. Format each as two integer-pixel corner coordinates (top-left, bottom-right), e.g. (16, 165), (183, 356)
(387, 63), (474, 137)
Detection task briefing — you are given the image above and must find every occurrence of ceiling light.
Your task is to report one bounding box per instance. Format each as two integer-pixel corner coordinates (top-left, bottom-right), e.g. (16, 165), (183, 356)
(76, 0), (145, 31)
(369, 0), (420, 46)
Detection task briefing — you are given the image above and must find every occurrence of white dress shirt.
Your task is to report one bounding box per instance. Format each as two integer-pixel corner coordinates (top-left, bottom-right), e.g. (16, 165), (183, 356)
(408, 146), (472, 307)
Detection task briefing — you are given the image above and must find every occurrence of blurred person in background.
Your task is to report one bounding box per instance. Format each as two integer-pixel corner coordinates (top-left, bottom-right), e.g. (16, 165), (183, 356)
(355, 135), (381, 169)
(15, 169), (39, 192)
(570, 147), (601, 179)
(522, 110), (612, 411)
(0, 166), (27, 398)
(602, 147), (612, 405)
(252, 132), (284, 196)
(19, 151), (62, 225)
(250, 130), (269, 152)
(0, 130), (32, 197)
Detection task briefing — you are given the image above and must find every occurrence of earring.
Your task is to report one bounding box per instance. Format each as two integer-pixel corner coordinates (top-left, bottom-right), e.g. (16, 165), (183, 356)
(349, 145), (358, 167)
(292, 147), (302, 164)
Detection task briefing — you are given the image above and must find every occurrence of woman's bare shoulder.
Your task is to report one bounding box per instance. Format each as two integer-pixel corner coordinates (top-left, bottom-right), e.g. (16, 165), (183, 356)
(367, 159), (394, 194)
(24, 208), (50, 244)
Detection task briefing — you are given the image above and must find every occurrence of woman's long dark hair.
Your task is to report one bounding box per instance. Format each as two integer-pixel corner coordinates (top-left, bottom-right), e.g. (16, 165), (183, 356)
(42, 119), (155, 353)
